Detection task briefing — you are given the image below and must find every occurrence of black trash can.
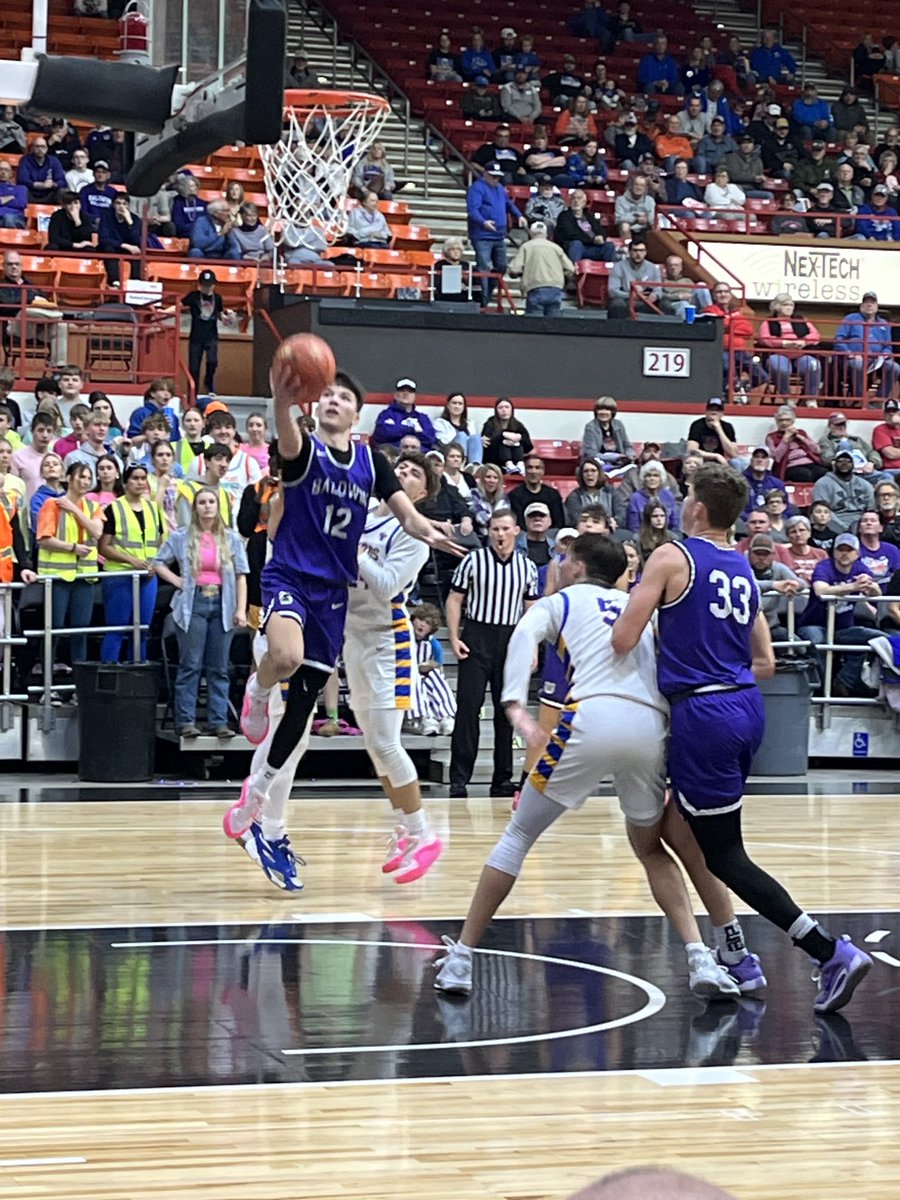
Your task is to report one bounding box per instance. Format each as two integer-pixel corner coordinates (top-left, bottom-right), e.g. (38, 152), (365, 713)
(750, 659), (811, 777)
(74, 662), (161, 782)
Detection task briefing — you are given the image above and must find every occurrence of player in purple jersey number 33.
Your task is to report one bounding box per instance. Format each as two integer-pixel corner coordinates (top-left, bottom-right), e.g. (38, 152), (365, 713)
(612, 463), (873, 1014)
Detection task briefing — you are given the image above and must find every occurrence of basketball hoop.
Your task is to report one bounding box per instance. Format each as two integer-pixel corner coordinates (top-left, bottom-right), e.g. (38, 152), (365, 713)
(258, 88), (391, 247)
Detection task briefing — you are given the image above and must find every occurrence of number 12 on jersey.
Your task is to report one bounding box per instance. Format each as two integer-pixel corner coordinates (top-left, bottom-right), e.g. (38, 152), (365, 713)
(707, 569), (752, 624)
(323, 504), (352, 539)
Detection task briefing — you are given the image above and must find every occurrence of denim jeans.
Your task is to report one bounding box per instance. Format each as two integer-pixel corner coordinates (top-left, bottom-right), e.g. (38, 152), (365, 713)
(472, 238), (507, 303)
(100, 573), (158, 662)
(567, 239), (617, 263)
(525, 286), (563, 316)
(845, 355), (900, 400)
(766, 353), (821, 397)
(447, 430), (484, 464)
(798, 623), (877, 692)
(0, 212), (26, 229)
(174, 591), (234, 727)
(50, 578), (97, 664)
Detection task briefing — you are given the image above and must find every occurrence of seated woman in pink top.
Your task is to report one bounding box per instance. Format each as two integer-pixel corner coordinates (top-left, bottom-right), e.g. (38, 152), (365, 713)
(243, 411), (270, 473)
(765, 405), (828, 482)
(758, 293), (822, 403)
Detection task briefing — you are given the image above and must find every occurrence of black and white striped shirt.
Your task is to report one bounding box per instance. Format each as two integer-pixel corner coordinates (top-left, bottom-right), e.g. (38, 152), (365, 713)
(450, 547), (539, 626)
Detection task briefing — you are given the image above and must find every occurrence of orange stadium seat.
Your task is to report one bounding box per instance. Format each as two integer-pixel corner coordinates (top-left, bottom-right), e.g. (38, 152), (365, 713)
(282, 268), (353, 298)
(19, 254), (59, 291)
(55, 258), (109, 307)
(0, 228), (44, 250)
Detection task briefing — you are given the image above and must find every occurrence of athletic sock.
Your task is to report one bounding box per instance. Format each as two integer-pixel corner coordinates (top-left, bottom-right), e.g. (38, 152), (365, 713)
(261, 817), (286, 842)
(261, 765), (279, 785)
(788, 912), (836, 963)
(714, 919), (748, 965)
(685, 941), (708, 958)
(325, 707), (338, 722)
(403, 808), (428, 838)
(250, 675), (272, 698)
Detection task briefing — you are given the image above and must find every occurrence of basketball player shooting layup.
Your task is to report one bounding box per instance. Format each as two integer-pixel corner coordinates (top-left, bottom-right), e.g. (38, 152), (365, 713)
(223, 337), (461, 889)
(611, 463), (872, 1014)
(435, 534), (760, 1000)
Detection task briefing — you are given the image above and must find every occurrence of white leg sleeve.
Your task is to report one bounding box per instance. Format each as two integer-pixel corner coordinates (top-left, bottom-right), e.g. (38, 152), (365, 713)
(254, 709), (314, 829)
(485, 781), (566, 877)
(356, 704), (418, 789)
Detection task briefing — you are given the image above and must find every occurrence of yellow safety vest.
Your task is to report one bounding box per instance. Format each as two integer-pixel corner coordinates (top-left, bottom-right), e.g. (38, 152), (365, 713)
(176, 479), (232, 526)
(38, 499), (101, 581)
(173, 437), (208, 473)
(104, 497), (166, 572)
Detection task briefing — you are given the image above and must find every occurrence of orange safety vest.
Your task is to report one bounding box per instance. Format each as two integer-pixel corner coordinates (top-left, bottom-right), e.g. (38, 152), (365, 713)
(253, 480), (278, 534)
(0, 493), (17, 584)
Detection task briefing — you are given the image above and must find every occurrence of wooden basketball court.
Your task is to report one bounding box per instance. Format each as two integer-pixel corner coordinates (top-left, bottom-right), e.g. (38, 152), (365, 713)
(0, 779), (898, 1199)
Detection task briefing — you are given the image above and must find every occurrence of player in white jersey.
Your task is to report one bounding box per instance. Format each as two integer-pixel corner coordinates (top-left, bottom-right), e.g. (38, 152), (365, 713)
(343, 451), (444, 883)
(435, 534), (757, 999)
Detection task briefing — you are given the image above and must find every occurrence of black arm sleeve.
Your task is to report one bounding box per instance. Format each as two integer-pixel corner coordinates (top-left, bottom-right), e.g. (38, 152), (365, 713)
(236, 482), (261, 538)
(279, 432), (313, 483)
(11, 511), (28, 575)
(373, 451), (402, 502)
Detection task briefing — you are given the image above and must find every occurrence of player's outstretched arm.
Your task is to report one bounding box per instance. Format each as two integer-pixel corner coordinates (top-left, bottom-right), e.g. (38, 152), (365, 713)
(611, 543), (682, 654)
(750, 611), (776, 680)
(387, 489), (467, 557)
(269, 353), (306, 462)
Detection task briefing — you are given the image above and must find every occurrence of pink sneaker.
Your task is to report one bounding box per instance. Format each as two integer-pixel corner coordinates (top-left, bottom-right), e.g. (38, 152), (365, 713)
(383, 825), (410, 874)
(240, 673), (270, 745)
(223, 773), (265, 839)
(393, 834), (443, 885)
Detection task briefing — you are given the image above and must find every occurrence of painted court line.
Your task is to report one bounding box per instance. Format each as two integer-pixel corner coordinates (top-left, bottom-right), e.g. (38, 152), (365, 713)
(0, 1157), (87, 1168)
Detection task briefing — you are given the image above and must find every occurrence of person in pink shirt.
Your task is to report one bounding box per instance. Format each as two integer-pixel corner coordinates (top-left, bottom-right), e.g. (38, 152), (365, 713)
(773, 514), (827, 584)
(53, 403), (90, 459)
(243, 411), (270, 473)
(764, 404), (828, 482)
(758, 293), (822, 402)
(12, 412), (55, 499)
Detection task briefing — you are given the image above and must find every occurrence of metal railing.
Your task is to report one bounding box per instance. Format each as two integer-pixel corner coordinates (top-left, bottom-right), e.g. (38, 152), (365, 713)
(658, 205), (900, 240)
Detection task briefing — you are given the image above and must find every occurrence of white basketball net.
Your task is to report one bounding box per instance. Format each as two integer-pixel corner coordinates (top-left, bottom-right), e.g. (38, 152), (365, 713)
(258, 90), (391, 247)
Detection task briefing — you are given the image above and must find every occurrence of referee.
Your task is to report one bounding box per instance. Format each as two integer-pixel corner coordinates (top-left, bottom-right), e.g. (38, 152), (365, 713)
(446, 509), (539, 798)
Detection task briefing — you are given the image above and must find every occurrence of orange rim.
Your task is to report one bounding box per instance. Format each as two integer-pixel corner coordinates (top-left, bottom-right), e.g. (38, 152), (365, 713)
(281, 88), (391, 118)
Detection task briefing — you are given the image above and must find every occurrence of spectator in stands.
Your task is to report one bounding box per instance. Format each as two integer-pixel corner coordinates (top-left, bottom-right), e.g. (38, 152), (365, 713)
(222, 181), (245, 224)
(99, 192), (156, 284)
(875, 481), (900, 543)
(638, 499), (680, 559)
(46, 117), (81, 174)
(516, 502), (556, 571)
(35, 460), (103, 666)
(737, 509), (778, 551)
(605, 1), (645, 47)
(470, 462), (506, 535)
(65, 148), (93, 196)
(346, 191), (392, 247)
(0, 368), (20, 430)
(686, 396), (745, 466)
(614, 115), (654, 170)
(751, 29), (796, 86)
(127, 378), (180, 442)
(806, 181), (845, 238)
(658, 254), (711, 319)
(766, 405), (828, 482)
(747, 533), (803, 636)
(793, 141), (837, 197)
(555, 96), (599, 147)
(580, 397), (634, 468)
(351, 142), (396, 200)
(853, 34), (887, 90)
(835, 161), (866, 212)
(473, 126), (529, 183)
(372, 379), (436, 451)
(638, 35), (684, 96)
(47, 190), (95, 253)
(626, 459), (680, 531)
(525, 177), (567, 233)
(53, 404), (90, 459)
(808, 500), (841, 551)
(493, 27), (520, 84)
(12, 413), (55, 500)
(64, 412), (115, 485)
(703, 166), (747, 220)
(761, 117), (803, 180)
(875, 126), (900, 163)
(191, 412), (263, 510)
(798, 533), (881, 696)
(758, 293), (822, 401)
(680, 46), (711, 94)
(86, 128), (126, 182)
(433, 236), (474, 303)
(146, 441), (182, 532)
(835, 293), (900, 402)
(501, 69), (542, 124)
(284, 51), (317, 89)
(428, 31), (461, 82)
(871, 399), (900, 477)
(704, 282), (762, 392)
(791, 84), (836, 144)
(742, 447), (789, 515)
(614, 173), (656, 239)
(764, 487), (792, 540)
(718, 35), (757, 90)
(175, 443), (233, 528)
(855, 509), (900, 583)
(16, 136), (66, 204)
(30, 451), (66, 529)
(153, 487), (248, 738)
(0, 108), (25, 156)
(189, 198), (239, 260)
(664, 158), (703, 213)
(460, 29), (495, 82)
(184, 270), (234, 395)
(508, 453), (565, 528)
(856, 185), (900, 240)
(433, 393), (482, 464)
(559, 138), (607, 188)
(0, 160), (28, 230)
(770, 191), (810, 236)
(654, 114), (696, 173)
(832, 87), (869, 138)
(554, 188), (617, 263)
(818, 412), (884, 479)
(812, 448), (875, 530)
(171, 174), (207, 240)
(463, 76), (503, 122)
(481, 398), (533, 473)
(774, 515), (827, 584)
(466, 163), (526, 303)
(676, 96), (709, 147)
(595, 74), (627, 113)
(613, 442), (681, 526)
(79, 160), (118, 230)
(608, 239), (661, 320)
(514, 33), (541, 81)
(722, 133), (773, 199)
(564, 458), (615, 525)
(543, 54), (589, 106)
(97, 464), (164, 662)
(509, 221), (574, 316)
(635, 154), (668, 206)
(232, 202), (274, 262)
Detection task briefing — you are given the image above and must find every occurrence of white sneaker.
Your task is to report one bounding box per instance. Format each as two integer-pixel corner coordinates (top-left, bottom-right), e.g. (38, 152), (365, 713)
(433, 935), (473, 995)
(438, 717), (454, 735)
(420, 718), (439, 737)
(688, 945), (741, 1000)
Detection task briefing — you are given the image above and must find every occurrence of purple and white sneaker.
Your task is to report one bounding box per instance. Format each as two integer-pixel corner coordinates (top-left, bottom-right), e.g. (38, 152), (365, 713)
(812, 935), (872, 1014)
(718, 951), (767, 994)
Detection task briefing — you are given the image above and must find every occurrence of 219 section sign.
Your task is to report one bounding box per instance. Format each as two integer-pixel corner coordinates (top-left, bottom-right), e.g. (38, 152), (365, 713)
(643, 348), (691, 378)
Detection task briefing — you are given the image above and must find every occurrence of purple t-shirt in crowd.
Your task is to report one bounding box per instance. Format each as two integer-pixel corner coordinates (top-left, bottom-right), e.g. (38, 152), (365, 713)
(858, 540), (900, 583)
(799, 558), (872, 629)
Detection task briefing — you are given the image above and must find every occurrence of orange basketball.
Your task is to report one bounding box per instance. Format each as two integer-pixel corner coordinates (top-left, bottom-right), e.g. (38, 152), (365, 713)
(277, 333), (336, 401)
